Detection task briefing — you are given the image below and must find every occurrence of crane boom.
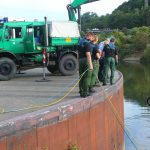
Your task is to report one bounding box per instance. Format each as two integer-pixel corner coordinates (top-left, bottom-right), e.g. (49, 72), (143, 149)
(71, 0), (99, 8)
(67, 0), (100, 22)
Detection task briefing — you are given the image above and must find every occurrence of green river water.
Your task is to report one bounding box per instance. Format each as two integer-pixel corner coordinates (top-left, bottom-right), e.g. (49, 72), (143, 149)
(118, 62), (150, 150)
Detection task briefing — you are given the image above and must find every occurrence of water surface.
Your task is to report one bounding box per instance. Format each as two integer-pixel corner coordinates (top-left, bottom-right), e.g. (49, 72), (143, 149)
(118, 62), (150, 150)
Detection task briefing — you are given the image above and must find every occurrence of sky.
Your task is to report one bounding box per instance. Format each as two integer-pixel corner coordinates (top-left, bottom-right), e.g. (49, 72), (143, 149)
(0, 0), (128, 21)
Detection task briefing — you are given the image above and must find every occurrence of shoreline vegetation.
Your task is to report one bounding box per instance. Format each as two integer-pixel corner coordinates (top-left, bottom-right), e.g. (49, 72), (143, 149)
(123, 52), (144, 63)
(94, 26), (150, 65)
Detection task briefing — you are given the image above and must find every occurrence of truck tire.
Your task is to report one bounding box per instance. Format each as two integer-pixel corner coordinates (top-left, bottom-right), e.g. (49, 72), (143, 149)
(0, 57), (16, 81)
(47, 65), (59, 74)
(59, 54), (78, 76)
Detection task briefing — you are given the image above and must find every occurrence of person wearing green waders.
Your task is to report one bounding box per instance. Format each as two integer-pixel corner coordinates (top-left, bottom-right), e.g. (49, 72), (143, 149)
(78, 32), (95, 98)
(89, 35), (100, 92)
(103, 37), (118, 85)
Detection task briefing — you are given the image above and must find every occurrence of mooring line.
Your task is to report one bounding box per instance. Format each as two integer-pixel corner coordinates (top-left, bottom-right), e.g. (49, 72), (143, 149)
(96, 75), (143, 150)
(0, 70), (142, 150)
(0, 69), (88, 114)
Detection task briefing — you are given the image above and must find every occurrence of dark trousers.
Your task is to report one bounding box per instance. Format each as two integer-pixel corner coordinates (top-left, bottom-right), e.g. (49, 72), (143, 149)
(103, 57), (116, 84)
(79, 58), (92, 96)
(98, 58), (104, 82)
(90, 60), (99, 88)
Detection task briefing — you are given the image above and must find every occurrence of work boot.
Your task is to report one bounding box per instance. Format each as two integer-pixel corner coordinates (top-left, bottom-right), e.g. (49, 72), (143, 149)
(89, 87), (96, 93)
(110, 79), (115, 85)
(102, 82), (107, 86)
(80, 93), (90, 98)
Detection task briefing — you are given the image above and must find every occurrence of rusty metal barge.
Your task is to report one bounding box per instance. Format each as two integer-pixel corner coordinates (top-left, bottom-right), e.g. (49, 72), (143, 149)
(0, 68), (124, 150)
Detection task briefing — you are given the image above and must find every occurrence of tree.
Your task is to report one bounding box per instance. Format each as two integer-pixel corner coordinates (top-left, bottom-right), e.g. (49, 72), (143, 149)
(81, 12), (100, 31)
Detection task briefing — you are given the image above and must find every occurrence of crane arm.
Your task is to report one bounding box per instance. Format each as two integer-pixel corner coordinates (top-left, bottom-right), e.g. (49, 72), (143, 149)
(67, 0), (100, 22)
(71, 0), (99, 8)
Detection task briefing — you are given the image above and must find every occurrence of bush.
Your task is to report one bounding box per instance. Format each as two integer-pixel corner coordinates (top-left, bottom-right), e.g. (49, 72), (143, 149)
(141, 44), (150, 64)
(144, 44), (150, 57)
(68, 144), (80, 150)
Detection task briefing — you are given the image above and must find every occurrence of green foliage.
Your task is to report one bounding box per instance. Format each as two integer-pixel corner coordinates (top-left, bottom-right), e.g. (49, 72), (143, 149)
(118, 27), (149, 58)
(141, 55), (150, 64)
(81, 12), (100, 32)
(144, 8), (150, 25)
(114, 0), (145, 13)
(144, 44), (150, 57)
(94, 26), (150, 61)
(81, 0), (150, 30)
(68, 144), (80, 150)
(133, 32), (149, 51)
(141, 44), (150, 63)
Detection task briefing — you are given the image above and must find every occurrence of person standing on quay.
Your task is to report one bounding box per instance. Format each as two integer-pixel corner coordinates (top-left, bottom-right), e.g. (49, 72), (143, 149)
(78, 32), (95, 97)
(89, 35), (100, 92)
(103, 37), (118, 85)
(98, 38), (110, 82)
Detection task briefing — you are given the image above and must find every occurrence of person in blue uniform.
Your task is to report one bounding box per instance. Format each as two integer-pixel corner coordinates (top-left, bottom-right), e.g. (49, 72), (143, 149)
(98, 38), (110, 82)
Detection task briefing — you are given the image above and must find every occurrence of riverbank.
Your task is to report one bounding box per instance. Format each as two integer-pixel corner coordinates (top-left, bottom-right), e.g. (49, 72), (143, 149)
(123, 52), (144, 64)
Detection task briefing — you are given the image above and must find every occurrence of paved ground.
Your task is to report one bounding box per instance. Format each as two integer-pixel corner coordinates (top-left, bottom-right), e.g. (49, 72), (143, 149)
(0, 68), (81, 122)
(0, 68), (118, 122)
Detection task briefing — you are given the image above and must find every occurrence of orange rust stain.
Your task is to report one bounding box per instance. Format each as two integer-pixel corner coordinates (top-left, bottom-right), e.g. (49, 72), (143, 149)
(0, 138), (7, 150)
(23, 129), (37, 150)
(37, 126), (50, 150)
(94, 103), (106, 150)
(68, 115), (77, 145)
(7, 129), (37, 150)
(76, 111), (91, 150)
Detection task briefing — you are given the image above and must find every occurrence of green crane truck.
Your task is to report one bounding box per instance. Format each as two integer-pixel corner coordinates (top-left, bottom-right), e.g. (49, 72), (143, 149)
(0, 0), (99, 81)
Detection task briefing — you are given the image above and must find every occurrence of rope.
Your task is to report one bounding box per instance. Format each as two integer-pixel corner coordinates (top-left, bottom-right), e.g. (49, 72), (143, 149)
(0, 69), (143, 150)
(0, 69), (88, 114)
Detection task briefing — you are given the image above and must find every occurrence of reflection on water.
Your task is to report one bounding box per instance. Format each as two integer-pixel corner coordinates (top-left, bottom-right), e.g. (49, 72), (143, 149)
(118, 62), (150, 150)
(124, 101), (150, 150)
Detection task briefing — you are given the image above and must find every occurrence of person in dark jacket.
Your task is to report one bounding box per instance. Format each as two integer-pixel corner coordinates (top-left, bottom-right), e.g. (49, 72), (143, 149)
(78, 32), (95, 97)
(89, 35), (100, 92)
(103, 37), (118, 85)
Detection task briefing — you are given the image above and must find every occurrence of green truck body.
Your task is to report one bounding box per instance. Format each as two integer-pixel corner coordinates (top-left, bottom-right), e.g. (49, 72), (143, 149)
(0, 0), (100, 80)
(0, 20), (80, 80)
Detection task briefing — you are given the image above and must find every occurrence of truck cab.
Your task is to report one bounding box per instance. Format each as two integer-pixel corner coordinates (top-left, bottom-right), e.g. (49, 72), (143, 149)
(0, 21), (45, 53)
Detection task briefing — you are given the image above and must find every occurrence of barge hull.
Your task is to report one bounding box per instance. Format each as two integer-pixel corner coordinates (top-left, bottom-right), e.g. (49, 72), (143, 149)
(0, 71), (124, 150)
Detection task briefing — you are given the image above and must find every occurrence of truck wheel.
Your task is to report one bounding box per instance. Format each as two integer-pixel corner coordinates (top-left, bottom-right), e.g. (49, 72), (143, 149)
(59, 54), (78, 76)
(0, 57), (16, 81)
(47, 65), (59, 74)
